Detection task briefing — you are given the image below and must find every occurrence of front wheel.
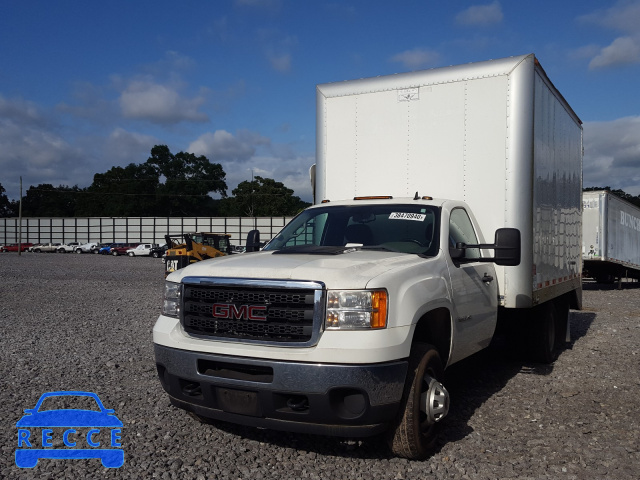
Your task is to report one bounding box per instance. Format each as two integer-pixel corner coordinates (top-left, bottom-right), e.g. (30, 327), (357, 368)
(388, 343), (449, 459)
(112, 250), (119, 256)
(128, 252), (134, 257)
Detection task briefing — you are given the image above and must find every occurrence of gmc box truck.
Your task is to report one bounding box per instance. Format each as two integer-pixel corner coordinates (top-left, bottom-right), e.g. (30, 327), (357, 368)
(153, 54), (583, 459)
(583, 190), (640, 285)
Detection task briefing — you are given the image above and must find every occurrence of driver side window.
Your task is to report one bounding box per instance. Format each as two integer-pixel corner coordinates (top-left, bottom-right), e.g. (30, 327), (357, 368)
(449, 209), (480, 259)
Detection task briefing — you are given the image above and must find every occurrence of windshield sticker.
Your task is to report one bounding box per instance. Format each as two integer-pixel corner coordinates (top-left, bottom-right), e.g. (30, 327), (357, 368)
(389, 212), (426, 221)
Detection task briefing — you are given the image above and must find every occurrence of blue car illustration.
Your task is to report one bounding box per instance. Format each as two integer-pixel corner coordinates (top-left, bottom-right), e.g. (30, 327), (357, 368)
(15, 391), (123, 468)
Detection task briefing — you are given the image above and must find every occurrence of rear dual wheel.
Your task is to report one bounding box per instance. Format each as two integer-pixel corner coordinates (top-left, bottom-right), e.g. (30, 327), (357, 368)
(388, 343), (449, 459)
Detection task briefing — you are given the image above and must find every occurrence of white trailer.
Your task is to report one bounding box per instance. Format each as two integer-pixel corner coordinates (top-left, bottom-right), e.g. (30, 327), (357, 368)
(154, 54), (583, 459)
(583, 190), (640, 285)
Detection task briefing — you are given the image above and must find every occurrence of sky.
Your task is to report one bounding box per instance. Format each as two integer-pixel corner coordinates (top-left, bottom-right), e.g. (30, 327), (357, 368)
(1, 0), (640, 204)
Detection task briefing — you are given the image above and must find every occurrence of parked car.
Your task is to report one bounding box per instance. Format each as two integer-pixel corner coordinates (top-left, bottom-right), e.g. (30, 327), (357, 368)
(74, 242), (99, 254)
(32, 243), (61, 253)
(95, 243), (113, 254)
(126, 243), (157, 257)
(0, 242), (33, 252)
(111, 243), (140, 256)
(56, 242), (80, 253)
(149, 244), (168, 258)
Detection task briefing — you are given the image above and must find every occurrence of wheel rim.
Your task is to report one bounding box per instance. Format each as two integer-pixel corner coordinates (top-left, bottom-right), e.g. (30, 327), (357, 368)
(419, 374), (450, 430)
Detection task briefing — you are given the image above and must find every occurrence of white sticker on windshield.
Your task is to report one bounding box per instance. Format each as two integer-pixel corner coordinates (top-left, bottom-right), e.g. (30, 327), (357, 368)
(389, 212), (426, 221)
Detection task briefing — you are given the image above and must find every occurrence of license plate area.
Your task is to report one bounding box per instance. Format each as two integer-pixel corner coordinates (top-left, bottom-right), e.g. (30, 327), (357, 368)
(215, 387), (260, 417)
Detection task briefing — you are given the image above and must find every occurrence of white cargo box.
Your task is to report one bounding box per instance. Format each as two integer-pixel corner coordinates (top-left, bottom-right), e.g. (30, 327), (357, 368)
(315, 54), (583, 308)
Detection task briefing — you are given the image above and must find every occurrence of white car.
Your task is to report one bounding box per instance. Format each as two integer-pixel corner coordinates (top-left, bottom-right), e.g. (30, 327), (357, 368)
(126, 243), (157, 257)
(74, 242), (98, 254)
(56, 242), (80, 253)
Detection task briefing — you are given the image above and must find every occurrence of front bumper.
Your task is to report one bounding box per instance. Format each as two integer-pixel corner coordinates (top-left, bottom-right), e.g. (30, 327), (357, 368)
(154, 344), (408, 437)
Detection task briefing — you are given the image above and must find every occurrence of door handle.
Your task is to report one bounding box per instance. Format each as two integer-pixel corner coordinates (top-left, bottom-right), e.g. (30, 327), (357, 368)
(482, 273), (494, 283)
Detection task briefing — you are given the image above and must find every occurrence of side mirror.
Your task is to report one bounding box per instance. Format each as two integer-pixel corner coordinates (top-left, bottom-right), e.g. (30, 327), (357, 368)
(245, 230), (264, 252)
(492, 228), (521, 266)
(452, 228), (520, 266)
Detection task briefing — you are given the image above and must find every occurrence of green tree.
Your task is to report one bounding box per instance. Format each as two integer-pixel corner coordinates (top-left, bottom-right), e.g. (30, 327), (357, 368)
(145, 145), (228, 216)
(21, 184), (84, 217)
(222, 176), (310, 216)
(81, 162), (159, 216)
(0, 183), (17, 217)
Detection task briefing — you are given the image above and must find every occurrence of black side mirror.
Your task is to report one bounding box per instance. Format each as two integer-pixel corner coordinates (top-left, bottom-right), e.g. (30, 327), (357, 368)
(245, 230), (264, 252)
(452, 228), (520, 266)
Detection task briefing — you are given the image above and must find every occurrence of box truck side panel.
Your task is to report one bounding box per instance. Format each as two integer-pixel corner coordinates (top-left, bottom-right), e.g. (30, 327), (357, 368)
(531, 70), (583, 303)
(606, 193), (640, 268)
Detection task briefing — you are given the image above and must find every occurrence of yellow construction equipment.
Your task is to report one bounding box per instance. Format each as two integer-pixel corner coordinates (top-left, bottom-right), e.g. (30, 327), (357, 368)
(164, 232), (233, 276)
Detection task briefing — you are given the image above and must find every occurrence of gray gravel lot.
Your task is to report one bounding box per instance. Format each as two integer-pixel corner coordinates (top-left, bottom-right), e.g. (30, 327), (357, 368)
(1, 253), (638, 479)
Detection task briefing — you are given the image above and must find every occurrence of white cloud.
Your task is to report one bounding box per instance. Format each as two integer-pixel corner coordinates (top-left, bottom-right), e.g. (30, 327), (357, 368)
(583, 117), (640, 195)
(119, 80), (209, 125)
(390, 48), (440, 69)
(188, 129), (312, 201)
(455, 1), (503, 27)
(104, 128), (158, 164)
(579, 1), (640, 70)
(578, 0), (640, 34)
(188, 130), (258, 163)
(588, 36), (640, 69)
(0, 96), (88, 200)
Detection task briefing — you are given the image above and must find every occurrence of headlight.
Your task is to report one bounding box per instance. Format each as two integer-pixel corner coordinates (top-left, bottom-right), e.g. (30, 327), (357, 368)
(162, 281), (181, 318)
(325, 289), (388, 330)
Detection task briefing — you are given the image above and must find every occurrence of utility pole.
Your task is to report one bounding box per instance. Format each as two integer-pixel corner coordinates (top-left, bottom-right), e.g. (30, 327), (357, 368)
(18, 177), (23, 256)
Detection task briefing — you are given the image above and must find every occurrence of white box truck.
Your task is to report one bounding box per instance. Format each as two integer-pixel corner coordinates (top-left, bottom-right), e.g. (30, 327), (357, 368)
(583, 190), (640, 285)
(153, 54), (583, 459)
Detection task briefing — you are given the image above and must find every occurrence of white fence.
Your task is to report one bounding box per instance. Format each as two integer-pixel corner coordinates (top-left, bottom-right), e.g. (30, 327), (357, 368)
(0, 216), (294, 247)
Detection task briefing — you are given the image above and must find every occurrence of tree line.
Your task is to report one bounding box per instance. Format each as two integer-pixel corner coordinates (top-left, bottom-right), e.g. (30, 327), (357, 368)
(0, 145), (310, 218)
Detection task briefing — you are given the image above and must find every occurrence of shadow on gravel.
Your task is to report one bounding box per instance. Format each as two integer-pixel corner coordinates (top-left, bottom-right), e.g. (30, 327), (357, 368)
(195, 311), (598, 460)
(582, 279), (640, 291)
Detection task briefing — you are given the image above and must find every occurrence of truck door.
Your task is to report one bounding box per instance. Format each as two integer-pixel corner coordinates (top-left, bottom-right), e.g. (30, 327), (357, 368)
(446, 208), (498, 364)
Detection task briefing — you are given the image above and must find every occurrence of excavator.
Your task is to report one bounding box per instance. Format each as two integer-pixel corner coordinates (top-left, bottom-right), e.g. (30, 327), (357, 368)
(164, 232), (234, 276)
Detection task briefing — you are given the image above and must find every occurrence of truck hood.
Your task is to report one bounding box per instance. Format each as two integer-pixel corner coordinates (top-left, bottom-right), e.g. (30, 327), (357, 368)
(168, 249), (430, 289)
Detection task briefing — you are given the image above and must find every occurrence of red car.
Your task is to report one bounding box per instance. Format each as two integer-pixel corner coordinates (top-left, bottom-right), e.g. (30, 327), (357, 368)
(0, 243), (33, 252)
(110, 243), (140, 256)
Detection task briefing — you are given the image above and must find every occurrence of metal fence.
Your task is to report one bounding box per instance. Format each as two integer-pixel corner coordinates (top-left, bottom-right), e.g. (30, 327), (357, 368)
(0, 216), (294, 247)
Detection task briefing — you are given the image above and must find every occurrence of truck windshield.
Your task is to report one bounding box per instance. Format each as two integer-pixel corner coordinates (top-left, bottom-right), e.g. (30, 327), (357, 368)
(264, 204), (440, 256)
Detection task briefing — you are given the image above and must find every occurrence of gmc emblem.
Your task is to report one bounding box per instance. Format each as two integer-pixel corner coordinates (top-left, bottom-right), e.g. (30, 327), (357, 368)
(212, 303), (267, 321)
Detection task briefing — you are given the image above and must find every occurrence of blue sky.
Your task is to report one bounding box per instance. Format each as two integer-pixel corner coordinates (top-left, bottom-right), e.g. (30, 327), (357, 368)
(1, 0), (640, 204)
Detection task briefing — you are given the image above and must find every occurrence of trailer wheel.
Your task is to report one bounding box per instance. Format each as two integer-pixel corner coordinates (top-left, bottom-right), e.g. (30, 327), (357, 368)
(388, 343), (449, 459)
(529, 302), (558, 364)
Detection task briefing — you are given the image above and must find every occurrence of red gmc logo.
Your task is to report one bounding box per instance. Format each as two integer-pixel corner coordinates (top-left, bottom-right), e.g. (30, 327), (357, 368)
(212, 303), (267, 321)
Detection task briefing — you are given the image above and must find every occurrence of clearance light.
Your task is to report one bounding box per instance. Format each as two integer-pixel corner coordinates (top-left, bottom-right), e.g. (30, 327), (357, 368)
(325, 289), (388, 330)
(422, 196), (433, 200)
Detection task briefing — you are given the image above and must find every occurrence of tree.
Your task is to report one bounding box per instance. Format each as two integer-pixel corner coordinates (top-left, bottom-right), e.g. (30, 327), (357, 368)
(21, 184), (84, 217)
(0, 183), (17, 217)
(145, 145), (228, 216)
(222, 176), (310, 216)
(81, 162), (159, 216)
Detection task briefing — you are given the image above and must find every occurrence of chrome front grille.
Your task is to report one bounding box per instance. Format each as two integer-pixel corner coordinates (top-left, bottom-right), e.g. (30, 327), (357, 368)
(180, 278), (324, 346)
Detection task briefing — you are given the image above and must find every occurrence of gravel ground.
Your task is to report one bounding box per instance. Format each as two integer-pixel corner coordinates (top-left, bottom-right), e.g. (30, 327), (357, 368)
(1, 253), (638, 479)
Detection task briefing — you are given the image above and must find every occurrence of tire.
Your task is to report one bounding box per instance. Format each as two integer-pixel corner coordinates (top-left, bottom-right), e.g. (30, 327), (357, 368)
(128, 252), (134, 257)
(112, 250), (119, 256)
(528, 302), (558, 364)
(75, 249), (83, 254)
(34, 248), (41, 253)
(388, 343), (449, 459)
(152, 251), (160, 258)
